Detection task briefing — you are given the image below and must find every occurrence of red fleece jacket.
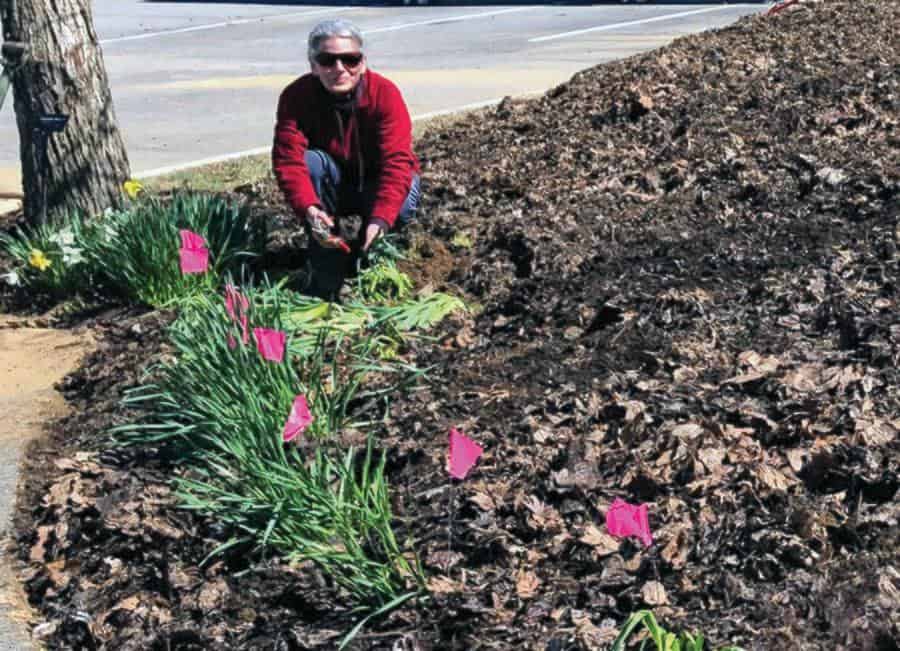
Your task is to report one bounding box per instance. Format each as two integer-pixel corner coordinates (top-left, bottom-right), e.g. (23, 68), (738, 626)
(272, 70), (419, 229)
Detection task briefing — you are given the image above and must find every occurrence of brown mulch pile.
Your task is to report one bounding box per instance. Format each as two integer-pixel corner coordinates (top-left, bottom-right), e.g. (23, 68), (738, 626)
(12, 1), (899, 649)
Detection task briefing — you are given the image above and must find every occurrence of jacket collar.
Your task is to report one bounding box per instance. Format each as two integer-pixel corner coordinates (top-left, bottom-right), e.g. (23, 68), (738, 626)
(355, 70), (371, 109)
(317, 70), (370, 110)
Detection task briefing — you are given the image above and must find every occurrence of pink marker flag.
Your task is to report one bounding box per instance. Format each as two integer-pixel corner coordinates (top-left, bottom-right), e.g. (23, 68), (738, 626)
(282, 395), (313, 442)
(179, 229), (209, 274)
(448, 428), (483, 480)
(605, 498), (653, 548)
(180, 229), (206, 250)
(253, 327), (286, 362)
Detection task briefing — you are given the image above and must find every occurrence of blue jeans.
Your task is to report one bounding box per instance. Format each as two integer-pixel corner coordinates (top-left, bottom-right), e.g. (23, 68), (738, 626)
(304, 149), (420, 228)
(302, 149), (421, 299)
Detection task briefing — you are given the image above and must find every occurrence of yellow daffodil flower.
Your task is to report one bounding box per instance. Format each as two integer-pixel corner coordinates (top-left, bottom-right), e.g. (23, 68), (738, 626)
(123, 179), (144, 199)
(28, 249), (52, 271)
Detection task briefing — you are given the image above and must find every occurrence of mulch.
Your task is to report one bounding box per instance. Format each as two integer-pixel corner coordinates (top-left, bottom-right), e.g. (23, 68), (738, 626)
(10, 1), (899, 649)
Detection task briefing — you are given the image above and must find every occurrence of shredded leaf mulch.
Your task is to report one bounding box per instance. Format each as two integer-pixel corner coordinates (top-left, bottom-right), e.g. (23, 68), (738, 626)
(12, 2), (900, 649)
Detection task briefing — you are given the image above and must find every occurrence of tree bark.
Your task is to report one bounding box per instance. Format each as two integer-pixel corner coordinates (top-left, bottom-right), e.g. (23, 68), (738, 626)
(1, 0), (130, 225)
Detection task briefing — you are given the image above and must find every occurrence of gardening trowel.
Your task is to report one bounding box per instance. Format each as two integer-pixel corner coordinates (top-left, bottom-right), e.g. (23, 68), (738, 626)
(310, 216), (351, 254)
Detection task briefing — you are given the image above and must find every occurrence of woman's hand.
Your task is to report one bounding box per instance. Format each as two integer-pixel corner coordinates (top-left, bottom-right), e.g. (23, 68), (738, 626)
(306, 205), (342, 248)
(362, 222), (383, 251)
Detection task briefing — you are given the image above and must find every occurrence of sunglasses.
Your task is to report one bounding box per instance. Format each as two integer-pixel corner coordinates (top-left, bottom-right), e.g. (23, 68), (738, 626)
(314, 52), (364, 69)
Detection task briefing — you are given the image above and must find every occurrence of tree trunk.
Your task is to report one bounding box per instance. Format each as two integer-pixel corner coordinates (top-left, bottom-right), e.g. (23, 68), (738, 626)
(1, 0), (130, 225)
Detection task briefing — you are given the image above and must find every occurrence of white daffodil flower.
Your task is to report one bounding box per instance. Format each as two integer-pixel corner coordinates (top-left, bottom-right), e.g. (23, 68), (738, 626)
(1, 270), (21, 286)
(48, 226), (75, 247)
(61, 246), (84, 266)
(102, 222), (119, 242)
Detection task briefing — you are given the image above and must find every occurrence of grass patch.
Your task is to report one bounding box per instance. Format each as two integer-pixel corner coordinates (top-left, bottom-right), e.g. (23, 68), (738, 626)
(142, 153), (273, 194)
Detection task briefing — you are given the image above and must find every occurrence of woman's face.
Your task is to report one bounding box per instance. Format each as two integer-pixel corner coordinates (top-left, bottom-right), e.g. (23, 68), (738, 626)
(310, 36), (366, 95)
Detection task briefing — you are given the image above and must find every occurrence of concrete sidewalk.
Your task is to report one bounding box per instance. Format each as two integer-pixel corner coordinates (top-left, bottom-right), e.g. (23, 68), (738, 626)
(0, 321), (94, 651)
(0, 167), (21, 217)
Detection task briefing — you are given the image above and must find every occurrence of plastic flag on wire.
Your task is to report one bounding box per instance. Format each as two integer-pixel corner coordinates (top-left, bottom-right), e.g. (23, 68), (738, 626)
(446, 427), (484, 551)
(282, 395), (313, 442)
(448, 428), (483, 479)
(253, 327), (286, 362)
(179, 229), (209, 274)
(605, 498), (653, 548)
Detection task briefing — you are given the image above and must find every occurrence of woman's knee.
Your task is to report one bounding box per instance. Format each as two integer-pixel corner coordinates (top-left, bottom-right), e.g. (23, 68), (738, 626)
(397, 174), (421, 227)
(305, 150), (342, 214)
(304, 149), (339, 184)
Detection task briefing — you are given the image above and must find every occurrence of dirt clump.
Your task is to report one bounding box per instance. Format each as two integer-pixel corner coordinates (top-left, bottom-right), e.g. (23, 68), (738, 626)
(12, 1), (900, 650)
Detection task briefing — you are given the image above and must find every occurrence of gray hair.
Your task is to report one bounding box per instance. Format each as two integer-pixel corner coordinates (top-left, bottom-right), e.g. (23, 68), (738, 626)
(307, 19), (364, 60)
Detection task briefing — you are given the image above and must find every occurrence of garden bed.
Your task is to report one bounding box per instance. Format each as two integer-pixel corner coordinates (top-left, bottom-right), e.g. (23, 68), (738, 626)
(7, 1), (900, 649)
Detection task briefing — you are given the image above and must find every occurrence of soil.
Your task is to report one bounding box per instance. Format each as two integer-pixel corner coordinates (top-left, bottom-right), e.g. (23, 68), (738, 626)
(7, 1), (900, 650)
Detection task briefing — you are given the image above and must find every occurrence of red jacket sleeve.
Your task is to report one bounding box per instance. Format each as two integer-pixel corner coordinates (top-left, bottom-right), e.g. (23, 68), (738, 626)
(369, 80), (416, 228)
(272, 82), (319, 219)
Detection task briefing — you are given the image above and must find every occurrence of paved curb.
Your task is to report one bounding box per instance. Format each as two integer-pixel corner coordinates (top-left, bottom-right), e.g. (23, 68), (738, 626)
(0, 324), (92, 651)
(0, 437), (34, 651)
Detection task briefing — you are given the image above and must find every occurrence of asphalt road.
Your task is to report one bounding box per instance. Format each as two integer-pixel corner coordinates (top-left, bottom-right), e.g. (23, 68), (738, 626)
(0, 2), (766, 182)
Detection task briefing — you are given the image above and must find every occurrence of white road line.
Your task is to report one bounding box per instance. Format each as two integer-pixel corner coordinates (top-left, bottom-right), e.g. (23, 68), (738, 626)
(101, 7), (350, 45)
(103, 6), (538, 46)
(364, 7), (541, 36)
(529, 6), (747, 43)
(137, 93), (543, 179)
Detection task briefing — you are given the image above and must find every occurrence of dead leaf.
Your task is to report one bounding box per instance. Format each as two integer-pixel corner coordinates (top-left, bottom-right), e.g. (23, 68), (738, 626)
(106, 509), (141, 535)
(427, 575), (463, 594)
(44, 559), (70, 589)
(30, 526), (53, 562)
(516, 570), (541, 599)
(573, 610), (618, 649)
(533, 427), (554, 443)
(671, 423), (705, 440)
(660, 529), (690, 570)
(112, 595), (141, 612)
(723, 370), (767, 386)
(425, 550), (464, 572)
(673, 366), (698, 383)
(786, 448), (807, 473)
(523, 496), (564, 532)
(738, 351), (780, 373)
(469, 491), (496, 511)
(624, 553), (643, 573)
(821, 365), (863, 392)
(756, 465), (796, 493)
(580, 524), (620, 556)
(196, 579), (228, 612)
(642, 581), (669, 606)
(144, 516), (184, 540)
(877, 568), (900, 608)
(696, 446), (726, 476)
(167, 564), (199, 591)
(855, 418), (897, 447)
(781, 364), (823, 393)
(45, 473), (81, 508)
